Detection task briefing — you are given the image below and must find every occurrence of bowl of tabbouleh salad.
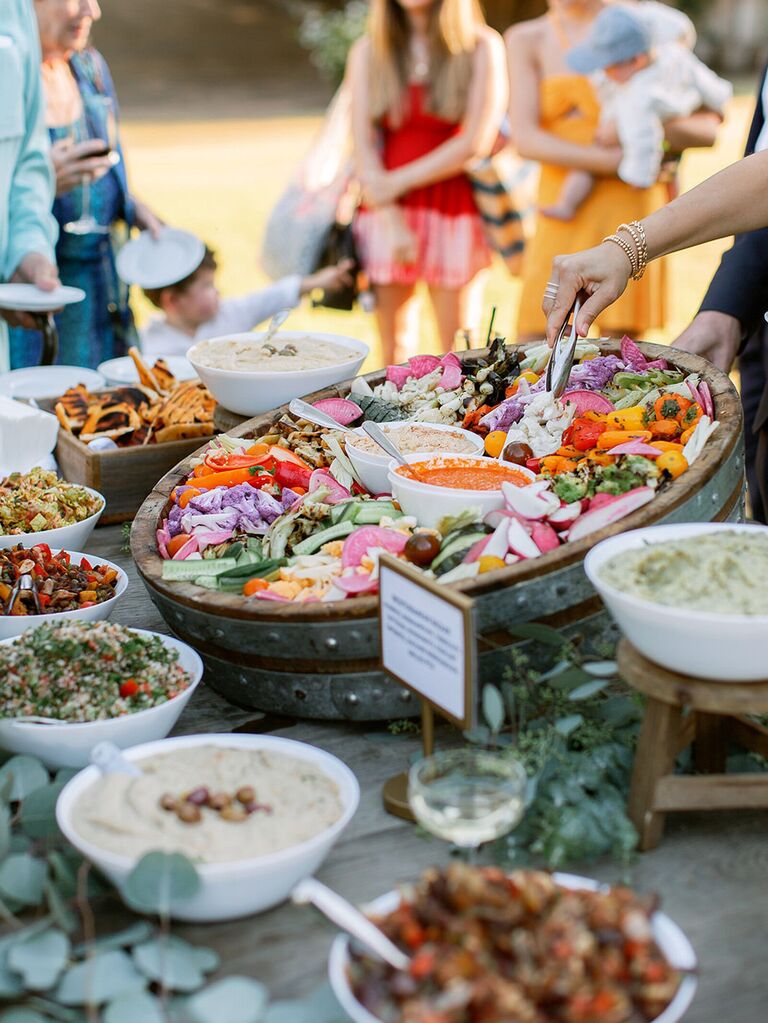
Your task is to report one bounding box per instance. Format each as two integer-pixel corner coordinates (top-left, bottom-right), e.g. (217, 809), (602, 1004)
(0, 468), (104, 551)
(585, 523), (768, 681)
(0, 620), (203, 768)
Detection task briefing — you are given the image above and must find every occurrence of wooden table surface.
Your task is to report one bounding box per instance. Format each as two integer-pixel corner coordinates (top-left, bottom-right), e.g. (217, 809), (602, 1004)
(93, 525), (767, 1020)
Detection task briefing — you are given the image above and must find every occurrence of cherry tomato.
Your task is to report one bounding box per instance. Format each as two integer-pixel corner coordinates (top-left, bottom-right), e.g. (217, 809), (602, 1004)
(404, 532), (441, 566)
(501, 442), (533, 465)
(120, 679), (139, 698)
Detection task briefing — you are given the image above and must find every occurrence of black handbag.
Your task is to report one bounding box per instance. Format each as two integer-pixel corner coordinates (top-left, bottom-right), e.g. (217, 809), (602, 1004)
(311, 217), (361, 312)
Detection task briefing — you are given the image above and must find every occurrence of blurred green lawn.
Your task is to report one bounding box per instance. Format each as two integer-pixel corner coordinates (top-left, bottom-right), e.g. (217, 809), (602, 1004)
(121, 95), (752, 374)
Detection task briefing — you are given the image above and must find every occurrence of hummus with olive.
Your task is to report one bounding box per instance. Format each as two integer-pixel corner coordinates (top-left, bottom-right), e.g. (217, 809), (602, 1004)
(601, 531), (768, 615)
(192, 335), (357, 373)
(72, 745), (344, 863)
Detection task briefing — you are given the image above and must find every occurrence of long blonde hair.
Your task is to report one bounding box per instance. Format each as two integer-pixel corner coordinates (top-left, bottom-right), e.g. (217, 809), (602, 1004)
(368, 0), (485, 124)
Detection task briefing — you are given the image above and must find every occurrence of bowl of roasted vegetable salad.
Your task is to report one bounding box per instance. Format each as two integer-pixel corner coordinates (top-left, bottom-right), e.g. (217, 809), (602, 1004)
(0, 545), (127, 639)
(329, 864), (697, 1023)
(0, 468), (104, 551)
(585, 522), (768, 681)
(0, 621), (201, 768)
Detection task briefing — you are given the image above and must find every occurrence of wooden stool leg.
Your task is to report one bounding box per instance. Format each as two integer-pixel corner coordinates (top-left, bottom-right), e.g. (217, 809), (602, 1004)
(694, 712), (727, 773)
(628, 698), (682, 852)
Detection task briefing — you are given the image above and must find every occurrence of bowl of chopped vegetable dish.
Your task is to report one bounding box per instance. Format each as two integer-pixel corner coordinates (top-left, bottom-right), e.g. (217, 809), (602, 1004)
(0, 622), (202, 768)
(330, 864), (697, 1023)
(0, 469), (104, 551)
(0, 546), (128, 640)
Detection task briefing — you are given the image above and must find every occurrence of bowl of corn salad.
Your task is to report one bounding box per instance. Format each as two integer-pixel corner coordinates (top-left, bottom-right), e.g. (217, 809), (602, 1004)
(0, 546), (128, 640)
(0, 621), (202, 768)
(0, 470), (104, 551)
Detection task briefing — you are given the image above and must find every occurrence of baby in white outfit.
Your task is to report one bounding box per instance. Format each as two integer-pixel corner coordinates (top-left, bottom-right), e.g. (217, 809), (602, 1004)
(543, 5), (731, 220)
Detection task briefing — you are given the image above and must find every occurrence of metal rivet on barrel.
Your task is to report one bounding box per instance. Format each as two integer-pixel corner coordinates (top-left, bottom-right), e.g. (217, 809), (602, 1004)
(711, 492), (720, 504)
(267, 632), (280, 643)
(555, 584), (567, 597)
(213, 628), (224, 640)
(516, 595), (526, 607)
(174, 611), (185, 623)
(325, 637), (339, 651)
(345, 692), (359, 706)
(350, 630), (362, 642)
(372, 688), (383, 700)
(400, 689), (412, 702)
(294, 688), (307, 701)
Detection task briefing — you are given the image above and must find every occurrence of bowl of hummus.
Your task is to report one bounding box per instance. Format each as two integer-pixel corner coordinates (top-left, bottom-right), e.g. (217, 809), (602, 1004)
(585, 523), (768, 681)
(187, 331), (369, 417)
(56, 733), (360, 922)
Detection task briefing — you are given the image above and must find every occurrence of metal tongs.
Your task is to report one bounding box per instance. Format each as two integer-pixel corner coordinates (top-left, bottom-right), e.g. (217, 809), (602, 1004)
(545, 296), (581, 399)
(4, 573), (41, 615)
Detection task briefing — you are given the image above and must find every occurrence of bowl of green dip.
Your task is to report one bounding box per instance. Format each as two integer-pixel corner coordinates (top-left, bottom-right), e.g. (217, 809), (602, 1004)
(584, 523), (768, 681)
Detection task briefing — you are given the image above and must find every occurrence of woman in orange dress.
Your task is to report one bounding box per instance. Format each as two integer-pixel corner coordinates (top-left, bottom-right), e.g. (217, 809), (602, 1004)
(506, 0), (720, 342)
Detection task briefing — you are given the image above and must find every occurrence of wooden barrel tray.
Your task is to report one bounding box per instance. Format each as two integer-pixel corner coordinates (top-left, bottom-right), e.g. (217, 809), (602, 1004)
(132, 342), (745, 721)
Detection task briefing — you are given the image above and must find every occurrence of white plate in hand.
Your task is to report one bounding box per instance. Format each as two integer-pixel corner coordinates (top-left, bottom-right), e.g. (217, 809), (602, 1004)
(98, 354), (197, 387)
(0, 366), (105, 400)
(0, 284), (85, 313)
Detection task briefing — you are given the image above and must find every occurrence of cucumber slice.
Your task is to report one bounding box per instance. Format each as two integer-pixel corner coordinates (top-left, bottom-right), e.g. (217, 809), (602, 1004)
(431, 532), (488, 573)
(291, 520), (357, 556)
(352, 502), (400, 525)
(215, 558), (287, 580)
(330, 499), (358, 525)
(162, 558), (237, 581)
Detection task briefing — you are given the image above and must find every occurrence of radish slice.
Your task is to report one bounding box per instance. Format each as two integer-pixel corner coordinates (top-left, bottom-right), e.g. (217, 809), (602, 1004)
(644, 359), (669, 370)
(484, 508), (530, 529)
(408, 355), (442, 378)
(336, 572), (379, 595)
(620, 335), (648, 371)
(685, 375), (703, 406)
(606, 441), (662, 458)
(483, 519), (516, 560)
(385, 365), (413, 389)
(562, 389), (615, 415)
(531, 520), (560, 554)
(504, 553), (521, 565)
(567, 486), (654, 542)
(698, 380), (715, 419)
(172, 536), (199, 560)
(312, 397), (362, 426)
(507, 518), (542, 559)
(254, 590), (290, 602)
(309, 469), (351, 504)
(439, 352), (463, 390)
(464, 534), (492, 563)
(341, 526), (408, 568)
(501, 481), (560, 519)
(156, 527), (170, 560)
(548, 502), (582, 529)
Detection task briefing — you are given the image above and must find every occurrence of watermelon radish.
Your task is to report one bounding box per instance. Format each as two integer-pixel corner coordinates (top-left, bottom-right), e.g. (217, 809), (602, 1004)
(172, 536), (199, 560)
(313, 397), (362, 426)
(531, 520), (560, 554)
(156, 526), (170, 560)
(588, 492), (624, 511)
(309, 469), (351, 504)
(507, 518), (541, 559)
(699, 380), (714, 419)
(385, 365), (413, 389)
(685, 375), (703, 406)
(644, 359), (669, 370)
(567, 487), (654, 542)
(254, 590), (290, 602)
(341, 526), (408, 568)
(562, 389), (615, 414)
(408, 354), (442, 378)
(336, 572), (379, 595)
(606, 441), (662, 458)
(620, 335), (648, 371)
(439, 352), (463, 390)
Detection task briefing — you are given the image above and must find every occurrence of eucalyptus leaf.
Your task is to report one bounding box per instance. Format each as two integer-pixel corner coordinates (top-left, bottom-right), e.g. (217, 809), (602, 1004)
(506, 623), (565, 647)
(568, 679), (609, 702)
(554, 714), (583, 737)
(104, 990), (164, 1023)
(0, 758), (48, 803)
(53, 949), (145, 1006)
(547, 667), (593, 690)
(187, 976), (269, 1023)
(0, 854), (47, 906)
(132, 936), (218, 993)
(73, 922), (153, 958)
(122, 852), (201, 916)
(7, 928), (69, 991)
(583, 660), (619, 678)
(462, 726), (490, 745)
(482, 684), (506, 734)
(19, 783), (65, 840)
(45, 880), (78, 935)
(0, 953), (23, 999)
(0, 1010), (49, 1022)
(47, 852), (78, 900)
(0, 806), (10, 861)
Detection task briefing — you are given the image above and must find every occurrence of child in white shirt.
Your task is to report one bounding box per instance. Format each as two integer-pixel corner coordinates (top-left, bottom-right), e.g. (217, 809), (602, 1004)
(542, 6), (731, 221)
(138, 243), (353, 359)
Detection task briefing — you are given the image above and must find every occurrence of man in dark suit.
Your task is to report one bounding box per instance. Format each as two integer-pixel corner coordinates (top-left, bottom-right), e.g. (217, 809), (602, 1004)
(674, 63), (768, 521)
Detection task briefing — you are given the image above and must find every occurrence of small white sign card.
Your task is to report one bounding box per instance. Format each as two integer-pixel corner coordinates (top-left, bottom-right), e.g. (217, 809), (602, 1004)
(378, 555), (475, 729)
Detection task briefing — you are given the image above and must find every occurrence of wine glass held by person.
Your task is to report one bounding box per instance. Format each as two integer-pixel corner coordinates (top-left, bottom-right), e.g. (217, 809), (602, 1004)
(0, 1), (60, 370)
(542, 149), (768, 348)
(505, 0), (722, 343)
(9, 0), (164, 371)
(347, 0), (508, 363)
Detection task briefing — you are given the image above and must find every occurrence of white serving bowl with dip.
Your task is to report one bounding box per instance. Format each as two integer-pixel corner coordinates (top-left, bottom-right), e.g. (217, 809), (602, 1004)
(346, 422), (484, 495)
(585, 522), (768, 681)
(0, 628), (202, 769)
(187, 331), (369, 417)
(0, 484), (105, 552)
(329, 874), (698, 1023)
(388, 453), (536, 530)
(56, 733), (360, 922)
(0, 549), (128, 641)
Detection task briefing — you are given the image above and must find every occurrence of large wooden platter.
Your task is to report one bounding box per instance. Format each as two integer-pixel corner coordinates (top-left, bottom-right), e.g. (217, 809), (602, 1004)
(132, 342), (744, 720)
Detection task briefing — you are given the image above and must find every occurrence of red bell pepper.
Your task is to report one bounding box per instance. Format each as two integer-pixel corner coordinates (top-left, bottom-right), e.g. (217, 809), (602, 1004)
(571, 418), (607, 452)
(274, 461), (312, 491)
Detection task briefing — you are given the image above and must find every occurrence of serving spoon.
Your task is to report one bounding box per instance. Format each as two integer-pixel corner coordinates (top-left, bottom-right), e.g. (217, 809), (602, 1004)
(263, 308), (292, 345)
(361, 421), (408, 467)
(288, 398), (358, 437)
(292, 877), (410, 971)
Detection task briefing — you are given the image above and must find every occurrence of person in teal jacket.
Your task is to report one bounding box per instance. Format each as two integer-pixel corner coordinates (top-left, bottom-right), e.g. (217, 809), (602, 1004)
(0, 0), (59, 372)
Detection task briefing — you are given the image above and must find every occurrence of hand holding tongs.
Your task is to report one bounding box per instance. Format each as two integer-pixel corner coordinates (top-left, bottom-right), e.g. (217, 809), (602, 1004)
(3, 573), (41, 616)
(545, 296), (581, 399)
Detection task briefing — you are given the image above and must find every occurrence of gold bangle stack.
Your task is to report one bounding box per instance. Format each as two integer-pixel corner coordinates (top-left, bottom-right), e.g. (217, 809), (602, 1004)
(602, 220), (649, 281)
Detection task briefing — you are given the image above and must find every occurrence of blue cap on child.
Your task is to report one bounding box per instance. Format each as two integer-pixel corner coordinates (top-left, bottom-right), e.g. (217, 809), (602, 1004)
(566, 6), (652, 74)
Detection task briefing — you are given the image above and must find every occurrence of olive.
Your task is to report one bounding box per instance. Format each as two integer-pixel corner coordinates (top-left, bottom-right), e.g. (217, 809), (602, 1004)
(159, 793), (177, 812)
(404, 532), (441, 566)
(220, 804), (247, 822)
(208, 792), (231, 811)
(236, 786), (256, 805)
(176, 803), (202, 824)
(501, 442), (533, 466)
(185, 786), (210, 806)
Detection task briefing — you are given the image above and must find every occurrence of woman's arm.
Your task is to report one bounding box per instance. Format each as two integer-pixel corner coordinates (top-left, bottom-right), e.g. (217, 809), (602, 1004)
(506, 22), (622, 175)
(348, 37), (385, 180)
(664, 109), (722, 151)
(543, 149), (768, 341)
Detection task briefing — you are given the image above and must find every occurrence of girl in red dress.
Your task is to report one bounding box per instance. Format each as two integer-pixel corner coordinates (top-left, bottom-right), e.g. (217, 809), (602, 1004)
(348, 0), (507, 363)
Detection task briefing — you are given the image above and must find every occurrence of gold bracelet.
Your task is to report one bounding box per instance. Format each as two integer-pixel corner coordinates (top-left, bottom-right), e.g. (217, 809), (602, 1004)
(618, 221), (648, 280)
(602, 233), (638, 277)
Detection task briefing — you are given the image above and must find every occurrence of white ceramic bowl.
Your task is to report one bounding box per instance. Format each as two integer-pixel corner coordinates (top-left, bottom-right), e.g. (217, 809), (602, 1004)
(56, 733), (360, 922)
(388, 453), (536, 530)
(0, 628), (202, 769)
(0, 484), (105, 551)
(0, 549), (128, 641)
(585, 522), (768, 681)
(346, 422), (484, 496)
(187, 331), (369, 416)
(329, 873), (698, 1023)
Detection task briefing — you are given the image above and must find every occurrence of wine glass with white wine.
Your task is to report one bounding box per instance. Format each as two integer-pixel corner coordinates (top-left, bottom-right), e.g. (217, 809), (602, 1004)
(408, 749), (527, 861)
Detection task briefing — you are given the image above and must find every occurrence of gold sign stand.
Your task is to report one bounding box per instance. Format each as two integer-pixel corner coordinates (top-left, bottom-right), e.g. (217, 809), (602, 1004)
(377, 555), (476, 821)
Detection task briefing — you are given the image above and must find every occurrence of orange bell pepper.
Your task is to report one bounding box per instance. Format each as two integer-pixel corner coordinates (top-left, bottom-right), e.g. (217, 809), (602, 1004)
(656, 450), (689, 479)
(596, 430), (652, 450)
(648, 419), (681, 440)
(541, 455), (578, 474)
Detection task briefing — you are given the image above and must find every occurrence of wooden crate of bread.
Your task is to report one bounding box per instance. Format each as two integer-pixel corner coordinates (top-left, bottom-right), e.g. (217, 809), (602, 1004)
(42, 349), (215, 524)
